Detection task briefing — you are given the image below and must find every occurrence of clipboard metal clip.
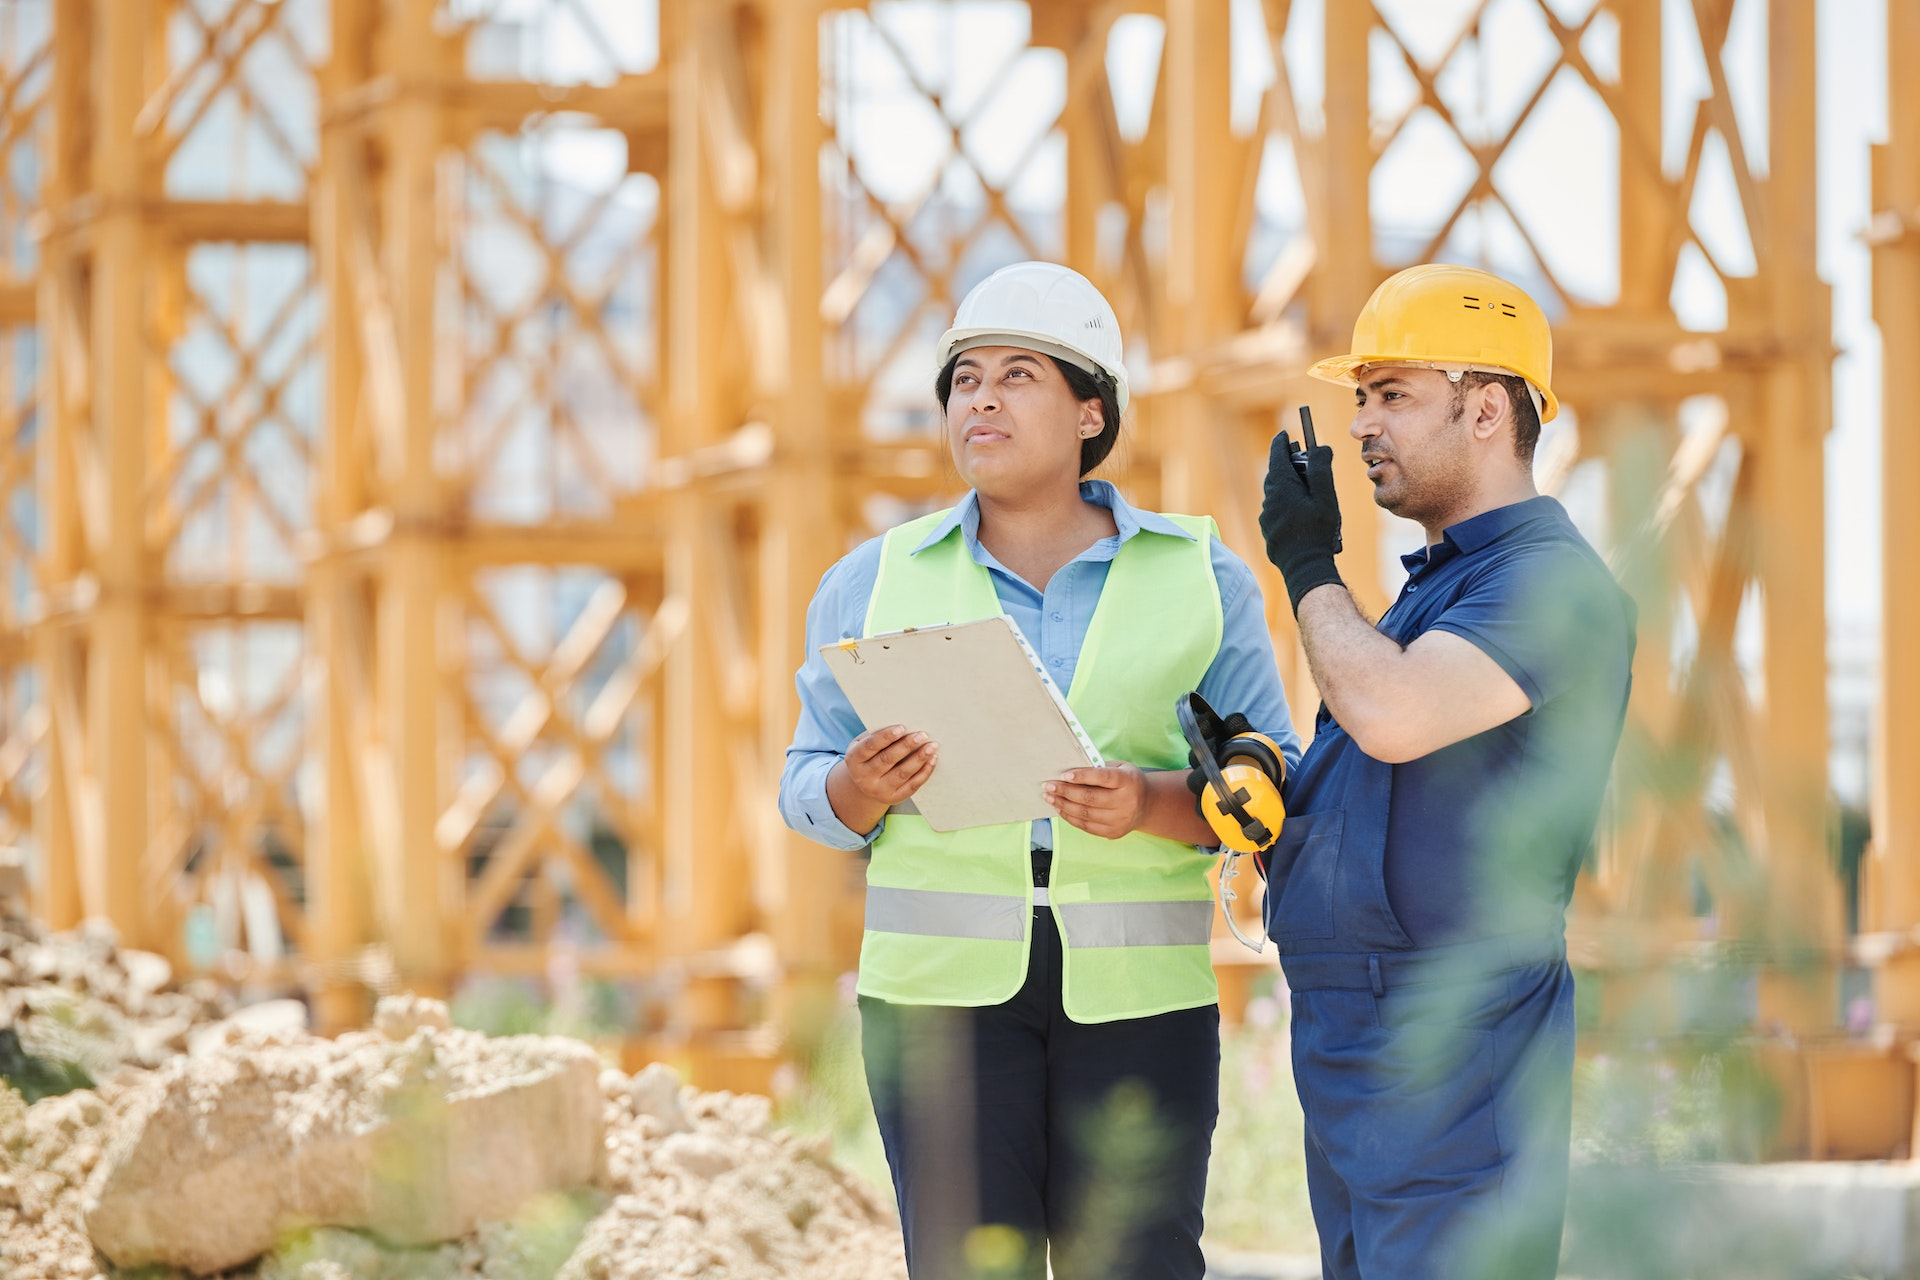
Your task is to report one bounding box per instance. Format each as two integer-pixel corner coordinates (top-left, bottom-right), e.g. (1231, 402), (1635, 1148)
(837, 638), (864, 665)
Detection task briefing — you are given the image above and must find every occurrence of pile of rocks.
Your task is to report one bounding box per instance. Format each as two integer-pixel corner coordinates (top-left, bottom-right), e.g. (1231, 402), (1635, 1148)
(0, 995), (908, 1280)
(560, 1062), (906, 1280)
(0, 904), (236, 1091)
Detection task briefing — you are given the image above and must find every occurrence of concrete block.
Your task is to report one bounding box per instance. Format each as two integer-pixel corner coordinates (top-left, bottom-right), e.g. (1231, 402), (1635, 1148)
(84, 1005), (605, 1275)
(1567, 1160), (1920, 1280)
(1203, 1249), (1321, 1279)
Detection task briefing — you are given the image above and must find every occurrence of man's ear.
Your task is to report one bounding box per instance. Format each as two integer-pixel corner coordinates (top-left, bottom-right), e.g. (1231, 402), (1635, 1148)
(1470, 382), (1510, 443)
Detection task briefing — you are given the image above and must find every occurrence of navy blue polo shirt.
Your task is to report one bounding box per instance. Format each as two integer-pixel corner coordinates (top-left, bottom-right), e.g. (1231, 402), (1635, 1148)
(1292, 496), (1637, 947)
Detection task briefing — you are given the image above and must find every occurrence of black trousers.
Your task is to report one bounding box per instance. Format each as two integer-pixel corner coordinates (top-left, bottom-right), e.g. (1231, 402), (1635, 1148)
(859, 906), (1221, 1280)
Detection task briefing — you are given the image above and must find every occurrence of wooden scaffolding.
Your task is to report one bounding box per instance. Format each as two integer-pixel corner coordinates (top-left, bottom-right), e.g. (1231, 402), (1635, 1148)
(0, 0), (1910, 1150)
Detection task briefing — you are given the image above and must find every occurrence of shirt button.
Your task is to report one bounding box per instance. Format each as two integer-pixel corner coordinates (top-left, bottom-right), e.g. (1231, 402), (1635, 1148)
(1408, 583), (1418, 592)
(1050, 611), (1064, 622)
(1049, 657), (1064, 667)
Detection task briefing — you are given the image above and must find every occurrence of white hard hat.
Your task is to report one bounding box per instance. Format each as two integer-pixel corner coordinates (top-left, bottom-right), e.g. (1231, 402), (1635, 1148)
(937, 261), (1130, 415)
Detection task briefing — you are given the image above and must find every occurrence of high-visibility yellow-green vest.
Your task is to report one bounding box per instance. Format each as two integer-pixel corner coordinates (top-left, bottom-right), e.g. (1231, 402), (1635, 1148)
(856, 506), (1224, 1023)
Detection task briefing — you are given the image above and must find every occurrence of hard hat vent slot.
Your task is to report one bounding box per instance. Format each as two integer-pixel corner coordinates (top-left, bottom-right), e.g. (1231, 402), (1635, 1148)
(1460, 294), (1520, 318)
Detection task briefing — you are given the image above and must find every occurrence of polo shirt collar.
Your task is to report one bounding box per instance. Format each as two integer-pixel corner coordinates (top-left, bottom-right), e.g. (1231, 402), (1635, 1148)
(1400, 495), (1566, 572)
(911, 480), (1196, 555)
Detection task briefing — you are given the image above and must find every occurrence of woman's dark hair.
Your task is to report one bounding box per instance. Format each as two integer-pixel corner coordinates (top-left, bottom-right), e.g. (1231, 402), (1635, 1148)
(937, 353), (1122, 477)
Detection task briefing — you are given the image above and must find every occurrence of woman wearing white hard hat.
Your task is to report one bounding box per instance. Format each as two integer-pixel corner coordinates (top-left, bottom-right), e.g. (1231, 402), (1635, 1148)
(780, 261), (1299, 1279)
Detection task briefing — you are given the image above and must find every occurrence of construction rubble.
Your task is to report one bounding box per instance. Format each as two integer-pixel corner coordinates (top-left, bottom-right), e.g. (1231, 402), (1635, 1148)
(0, 902), (907, 1279)
(0, 901), (237, 1093)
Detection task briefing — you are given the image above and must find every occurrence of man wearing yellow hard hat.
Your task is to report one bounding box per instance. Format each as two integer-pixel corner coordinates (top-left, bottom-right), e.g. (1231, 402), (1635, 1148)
(1255, 264), (1637, 1279)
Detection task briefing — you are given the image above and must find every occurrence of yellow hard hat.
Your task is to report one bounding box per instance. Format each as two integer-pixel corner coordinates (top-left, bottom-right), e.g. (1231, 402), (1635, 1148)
(1308, 263), (1558, 423)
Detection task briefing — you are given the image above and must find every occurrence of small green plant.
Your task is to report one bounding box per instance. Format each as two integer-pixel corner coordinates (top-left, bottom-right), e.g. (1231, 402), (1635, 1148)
(0, 1026), (93, 1103)
(773, 999), (895, 1205)
(448, 976), (631, 1042)
(1203, 985), (1318, 1255)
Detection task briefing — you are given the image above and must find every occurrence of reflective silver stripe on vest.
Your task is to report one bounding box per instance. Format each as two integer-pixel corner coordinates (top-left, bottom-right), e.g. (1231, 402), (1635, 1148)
(1057, 899), (1214, 948)
(865, 886), (1027, 941)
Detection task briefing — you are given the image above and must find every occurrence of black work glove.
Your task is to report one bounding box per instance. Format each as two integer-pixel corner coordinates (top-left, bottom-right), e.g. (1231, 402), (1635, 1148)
(1185, 707), (1254, 814)
(1260, 431), (1345, 615)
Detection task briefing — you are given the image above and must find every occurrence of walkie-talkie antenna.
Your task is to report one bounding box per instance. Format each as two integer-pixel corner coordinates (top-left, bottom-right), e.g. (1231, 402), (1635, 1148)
(1290, 405), (1342, 554)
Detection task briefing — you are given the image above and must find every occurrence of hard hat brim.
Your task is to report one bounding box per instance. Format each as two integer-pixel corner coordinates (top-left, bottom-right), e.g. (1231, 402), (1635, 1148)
(1305, 354), (1372, 387)
(938, 326), (1131, 415)
(1307, 353), (1559, 423)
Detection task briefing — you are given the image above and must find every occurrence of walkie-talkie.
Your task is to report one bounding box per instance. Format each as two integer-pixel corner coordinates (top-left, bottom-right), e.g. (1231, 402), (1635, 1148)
(1280, 405), (1342, 554)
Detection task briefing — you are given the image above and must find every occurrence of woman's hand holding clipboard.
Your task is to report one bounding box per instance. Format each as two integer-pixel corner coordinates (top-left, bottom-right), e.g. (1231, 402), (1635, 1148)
(819, 617), (1103, 832)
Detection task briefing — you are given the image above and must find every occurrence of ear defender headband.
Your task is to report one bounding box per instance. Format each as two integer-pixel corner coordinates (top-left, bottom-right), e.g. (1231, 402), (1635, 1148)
(1177, 692), (1286, 856)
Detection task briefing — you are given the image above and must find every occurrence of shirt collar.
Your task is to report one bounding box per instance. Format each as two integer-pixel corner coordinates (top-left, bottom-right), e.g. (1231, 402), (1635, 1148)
(1399, 495), (1566, 573)
(911, 480), (1197, 555)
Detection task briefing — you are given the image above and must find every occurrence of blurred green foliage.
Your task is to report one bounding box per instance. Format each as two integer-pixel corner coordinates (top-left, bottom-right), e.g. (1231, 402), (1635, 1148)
(424, 950), (1888, 1277)
(772, 978), (1322, 1258)
(772, 1001), (895, 1207)
(1203, 983), (1317, 1254)
(449, 975), (632, 1042)
(0, 1026), (94, 1103)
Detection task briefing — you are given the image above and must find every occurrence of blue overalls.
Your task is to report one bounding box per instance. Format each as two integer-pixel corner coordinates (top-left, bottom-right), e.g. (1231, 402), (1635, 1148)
(1267, 497), (1636, 1280)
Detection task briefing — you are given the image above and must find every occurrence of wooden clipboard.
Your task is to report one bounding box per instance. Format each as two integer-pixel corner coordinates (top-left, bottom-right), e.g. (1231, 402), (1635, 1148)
(820, 616), (1103, 832)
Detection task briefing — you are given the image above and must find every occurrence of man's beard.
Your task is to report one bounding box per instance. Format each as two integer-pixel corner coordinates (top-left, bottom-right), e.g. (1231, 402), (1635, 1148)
(1375, 399), (1477, 527)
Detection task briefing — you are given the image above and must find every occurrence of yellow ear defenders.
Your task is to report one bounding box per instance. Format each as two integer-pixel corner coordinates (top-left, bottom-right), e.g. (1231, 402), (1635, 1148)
(1179, 692), (1286, 955)
(1177, 692), (1287, 856)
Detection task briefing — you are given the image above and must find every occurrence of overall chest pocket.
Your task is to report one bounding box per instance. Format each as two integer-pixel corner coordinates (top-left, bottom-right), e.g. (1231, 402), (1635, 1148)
(1264, 809), (1344, 944)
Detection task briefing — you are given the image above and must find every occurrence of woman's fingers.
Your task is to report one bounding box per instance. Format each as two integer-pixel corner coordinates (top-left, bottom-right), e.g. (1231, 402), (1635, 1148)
(852, 736), (937, 803)
(849, 724), (915, 764)
(1049, 797), (1123, 839)
(894, 747), (938, 796)
(848, 727), (934, 800)
(884, 740), (935, 779)
(1046, 788), (1109, 823)
(872, 730), (930, 772)
(845, 725), (897, 763)
(1046, 764), (1141, 838)
(1045, 776), (1121, 808)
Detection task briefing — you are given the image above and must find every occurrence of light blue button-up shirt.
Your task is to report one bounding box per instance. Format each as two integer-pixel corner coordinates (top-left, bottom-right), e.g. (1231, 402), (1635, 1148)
(779, 480), (1302, 851)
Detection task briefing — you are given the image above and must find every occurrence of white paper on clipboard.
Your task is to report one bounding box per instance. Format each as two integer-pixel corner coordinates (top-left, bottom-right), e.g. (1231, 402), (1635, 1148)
(820, 615), (1104, 832)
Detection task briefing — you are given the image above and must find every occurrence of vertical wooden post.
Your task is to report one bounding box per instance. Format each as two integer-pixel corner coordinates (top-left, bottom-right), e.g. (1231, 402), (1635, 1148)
(307, 0), (376, 1030)
(1599, 0), (1685, 955)
(374, 0), (452, 993)
(1160, 0), (1237, 517)
(1751, 0), (1839, 1030)
(1615, 0), (1666, 318)
(1605, 0), (1681, 932)
(759, 0), (844, 1042)
(663, 1), (748, 1053)
(1307, 0), (1383, 620)
(1867, 0), (1920, 1019)
(32, 0), (88, 932)
(1059, 8), (1109, 290)
(1164, 0), (1235, 336)
(86, 0), (154, 949)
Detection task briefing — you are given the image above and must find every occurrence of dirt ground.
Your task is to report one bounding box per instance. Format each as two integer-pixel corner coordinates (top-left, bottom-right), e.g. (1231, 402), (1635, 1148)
(0, 910), (908, 1280)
